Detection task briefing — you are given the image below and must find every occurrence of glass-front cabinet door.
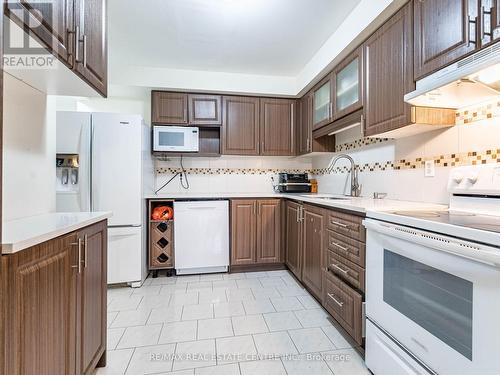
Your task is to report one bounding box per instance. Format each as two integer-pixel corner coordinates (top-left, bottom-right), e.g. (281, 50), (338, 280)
(333, 47), (363, 120)
(312, 74), (333, 130)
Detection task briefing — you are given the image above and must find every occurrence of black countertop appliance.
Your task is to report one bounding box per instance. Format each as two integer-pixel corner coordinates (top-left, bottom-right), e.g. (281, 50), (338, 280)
(276, 173), (311, 193)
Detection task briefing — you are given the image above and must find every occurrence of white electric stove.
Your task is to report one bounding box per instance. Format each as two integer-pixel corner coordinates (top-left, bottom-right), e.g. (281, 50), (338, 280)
(364, 164), (500, 375)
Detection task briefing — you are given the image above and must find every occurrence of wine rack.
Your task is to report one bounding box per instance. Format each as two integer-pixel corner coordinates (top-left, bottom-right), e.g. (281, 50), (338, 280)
(148, 199), (175, 274)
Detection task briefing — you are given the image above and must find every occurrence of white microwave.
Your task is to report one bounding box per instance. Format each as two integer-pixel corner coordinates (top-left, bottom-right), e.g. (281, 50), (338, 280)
(153, 126), (199, 152)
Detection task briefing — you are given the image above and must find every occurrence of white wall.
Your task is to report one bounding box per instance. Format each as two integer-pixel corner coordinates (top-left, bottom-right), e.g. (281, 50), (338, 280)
(3, 73), (56, 221)
(313, 112), (500, 204)
(153, 156), (313, 196)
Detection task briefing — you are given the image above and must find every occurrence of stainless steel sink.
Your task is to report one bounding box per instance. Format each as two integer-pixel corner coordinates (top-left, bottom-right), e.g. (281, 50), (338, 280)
(299, 194), (350, 200)
(318, 197), (350, 200)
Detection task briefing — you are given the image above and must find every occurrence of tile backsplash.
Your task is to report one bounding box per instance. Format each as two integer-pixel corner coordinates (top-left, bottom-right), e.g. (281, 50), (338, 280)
(151, 100), (500, 204)
(151, 156), (312, 195)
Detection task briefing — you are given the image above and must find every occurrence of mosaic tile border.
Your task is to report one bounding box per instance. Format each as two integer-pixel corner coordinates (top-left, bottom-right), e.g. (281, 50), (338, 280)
(335, 137), (390, 152)
(456, 100), (500, 125)
(156, 148), (500, 176)
(313, 148), (500, 174)
(156, 167), (308, 175)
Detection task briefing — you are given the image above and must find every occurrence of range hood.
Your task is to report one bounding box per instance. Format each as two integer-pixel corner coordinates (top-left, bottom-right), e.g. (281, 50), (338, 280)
(405, 42), (500, 109)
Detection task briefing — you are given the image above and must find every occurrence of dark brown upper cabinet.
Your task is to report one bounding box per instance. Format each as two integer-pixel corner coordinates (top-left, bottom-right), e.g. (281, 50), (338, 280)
(363, 1), (415, 136)
(311, 46), (363, 132)
(5, 0), (108, 97)
(312, 74), (334, 130)
(260, 98), (295, 156)
(188, 94), (222, 126)
(480, 0), (500, 46)
(297, 93), (313, 155)
(5, 0), (75, 68)
(298, 91), (336, 155)
(74, 0), (108, 97)
(414, 0), (479, 80)
(152, 92), (189, 125)
(152, 92), (222, 126)
(222, 96), (260, 155)
(333, 47), (363, 121)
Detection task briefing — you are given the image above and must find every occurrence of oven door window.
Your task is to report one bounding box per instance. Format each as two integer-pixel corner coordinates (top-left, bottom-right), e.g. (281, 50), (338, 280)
(159, 132), (184, 147)
(383, 250), (473, 360)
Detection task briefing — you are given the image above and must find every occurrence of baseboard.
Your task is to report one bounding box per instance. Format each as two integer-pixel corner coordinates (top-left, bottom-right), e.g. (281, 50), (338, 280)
(229, 263), (286, 273)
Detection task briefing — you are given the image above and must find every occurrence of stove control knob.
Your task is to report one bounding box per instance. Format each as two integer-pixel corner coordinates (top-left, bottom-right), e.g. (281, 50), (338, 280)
(467, 173), (479, 184)
(452, 173), (463, 184)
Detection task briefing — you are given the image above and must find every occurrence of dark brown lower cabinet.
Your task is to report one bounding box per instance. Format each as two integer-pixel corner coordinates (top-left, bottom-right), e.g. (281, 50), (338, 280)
(77, 221), (107, 375)
(301, 204), (325, 301)
(284, 200), (366, 347)
(231, 199), (281, 269)
(1, 220), (107, 375)
(285, 200), (303, 279)
(323, 271), (363, 345)
(256, 200), (281, 263)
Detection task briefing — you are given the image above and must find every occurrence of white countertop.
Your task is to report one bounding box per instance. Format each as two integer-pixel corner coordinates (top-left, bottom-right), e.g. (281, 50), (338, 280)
(2, 212), (112, 254)
(367, 210), (500, 245)
(147, 192), (447, 214)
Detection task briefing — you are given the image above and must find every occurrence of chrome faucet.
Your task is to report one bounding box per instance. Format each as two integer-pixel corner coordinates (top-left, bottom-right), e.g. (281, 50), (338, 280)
(327, 154), (361, 197)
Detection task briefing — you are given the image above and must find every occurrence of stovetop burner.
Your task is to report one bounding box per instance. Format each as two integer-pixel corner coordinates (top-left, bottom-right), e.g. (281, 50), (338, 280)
(391, 210), (500, 234)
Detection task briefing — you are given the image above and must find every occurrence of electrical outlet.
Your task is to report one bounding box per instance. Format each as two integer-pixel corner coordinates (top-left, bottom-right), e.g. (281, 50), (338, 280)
(424, 160), (435, 177)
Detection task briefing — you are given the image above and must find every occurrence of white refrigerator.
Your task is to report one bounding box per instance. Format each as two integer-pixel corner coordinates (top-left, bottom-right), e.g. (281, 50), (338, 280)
(56, 111), (148, 287)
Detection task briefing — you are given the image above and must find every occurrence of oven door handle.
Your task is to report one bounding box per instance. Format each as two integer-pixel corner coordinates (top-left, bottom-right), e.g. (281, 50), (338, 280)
(363, 219), (500, 267)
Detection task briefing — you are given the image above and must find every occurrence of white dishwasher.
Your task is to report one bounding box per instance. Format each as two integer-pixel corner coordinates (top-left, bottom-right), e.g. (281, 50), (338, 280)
(174, 200), (229, 275)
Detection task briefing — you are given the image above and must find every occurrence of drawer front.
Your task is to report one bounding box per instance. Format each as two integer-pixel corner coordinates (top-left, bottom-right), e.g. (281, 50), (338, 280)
(326, 210), (365, 242)
(323, 271), (363, 345)
(326, 229), (366, 267)
(326, 251), (365, 292)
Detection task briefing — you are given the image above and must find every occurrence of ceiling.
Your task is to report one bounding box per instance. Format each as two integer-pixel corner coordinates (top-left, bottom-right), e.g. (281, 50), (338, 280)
(108, 0), (362, 77)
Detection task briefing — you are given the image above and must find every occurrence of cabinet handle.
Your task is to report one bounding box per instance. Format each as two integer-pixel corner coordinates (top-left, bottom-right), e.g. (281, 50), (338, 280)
(83, 234), (88, 268)
(482, 6), (494, 40)
(71, 238), (83, 274)
(253, 201), (256, 215)
(329, 102), (333, 120)
(299, 206), (304, 222)
(327, 293), (344, 307)
(329, 263), (349, 275)
(468, 15), (478, 46)
(82, 34), (87, 68)
(330, 220), (348, 229)
(296, 206), (300, 222)
(74, 26), (80, 63)
(330, 241), (348, 251)
(306, 138), (310, 152)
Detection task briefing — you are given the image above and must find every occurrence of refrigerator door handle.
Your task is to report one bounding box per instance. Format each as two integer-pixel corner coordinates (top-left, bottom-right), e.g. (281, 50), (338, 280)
(90, 120), (95, 212)
(78, 121), (92, 212)
(108, 224), (142, 228)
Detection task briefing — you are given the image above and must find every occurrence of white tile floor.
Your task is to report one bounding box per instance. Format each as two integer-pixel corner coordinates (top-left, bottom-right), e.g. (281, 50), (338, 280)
(97, 270), (370, 375)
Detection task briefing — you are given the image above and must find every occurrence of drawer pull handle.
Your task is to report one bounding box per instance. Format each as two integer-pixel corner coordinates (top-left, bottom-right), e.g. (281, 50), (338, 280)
(331, 220), (349, 229)
(329, 263), (349, 275)
(330, 242), (348, 251)
(327, 293), (344, 307)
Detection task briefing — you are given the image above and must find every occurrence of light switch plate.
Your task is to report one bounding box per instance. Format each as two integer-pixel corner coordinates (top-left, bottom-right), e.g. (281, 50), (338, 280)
(424, 160), (435, 177)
